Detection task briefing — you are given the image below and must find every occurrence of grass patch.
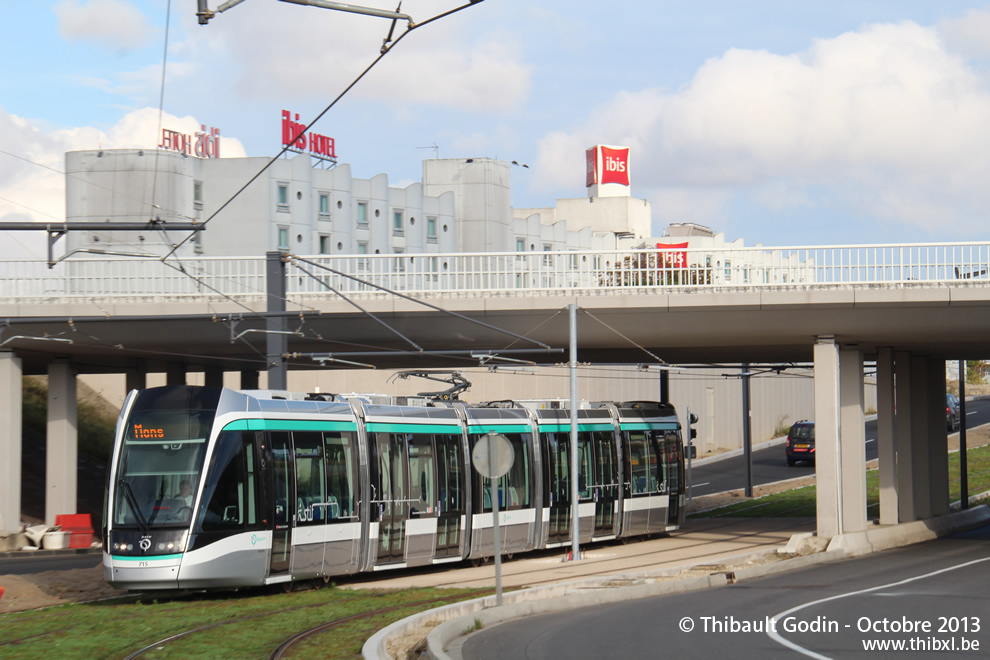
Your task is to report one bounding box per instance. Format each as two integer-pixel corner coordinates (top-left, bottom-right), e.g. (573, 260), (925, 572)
(0, 586), (484, 659)
(691, 444), (990, 519)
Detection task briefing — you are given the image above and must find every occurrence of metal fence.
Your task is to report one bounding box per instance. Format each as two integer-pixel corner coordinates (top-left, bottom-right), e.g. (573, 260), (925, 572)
(2, 243), (990, 305)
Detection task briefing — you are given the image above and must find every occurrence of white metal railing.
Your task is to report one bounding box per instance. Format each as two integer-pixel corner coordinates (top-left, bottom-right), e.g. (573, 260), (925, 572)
(2, 243), (990, 305)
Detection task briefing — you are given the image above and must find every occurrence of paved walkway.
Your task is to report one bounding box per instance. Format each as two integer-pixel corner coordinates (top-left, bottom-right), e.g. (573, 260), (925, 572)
(342, 517), (815, 592)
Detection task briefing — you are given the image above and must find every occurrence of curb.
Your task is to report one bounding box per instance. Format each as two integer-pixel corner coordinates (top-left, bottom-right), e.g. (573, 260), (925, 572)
(362, 504), (990, 660)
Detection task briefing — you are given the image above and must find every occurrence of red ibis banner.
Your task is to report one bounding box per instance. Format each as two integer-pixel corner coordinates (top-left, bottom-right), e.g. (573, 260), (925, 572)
(656, 242), (688, 268)
(586, 145), (630, 187)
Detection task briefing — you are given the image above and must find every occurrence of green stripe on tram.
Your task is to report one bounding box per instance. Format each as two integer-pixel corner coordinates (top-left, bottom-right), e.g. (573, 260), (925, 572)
(366, 422), (462, 434)
(619, 422), (680, 431)
(468, 424), (532, 434)
(222, 419), (358, 432)
(112, 553), (183, 562)
(537, 423), (615, 433)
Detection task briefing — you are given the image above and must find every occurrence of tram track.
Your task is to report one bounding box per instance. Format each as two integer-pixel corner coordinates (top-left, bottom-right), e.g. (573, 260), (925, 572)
(119, 586), (490, 659)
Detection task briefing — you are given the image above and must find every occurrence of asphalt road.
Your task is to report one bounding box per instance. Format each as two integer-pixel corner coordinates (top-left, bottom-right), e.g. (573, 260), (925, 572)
(688, 396), (990, 498)
(461, 521), (990, 659)
(0, 551), (102, 575)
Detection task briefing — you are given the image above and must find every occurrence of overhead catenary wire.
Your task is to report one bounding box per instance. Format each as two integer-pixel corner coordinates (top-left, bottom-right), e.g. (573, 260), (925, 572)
(162, 0), (487, 261)
(292, 260), (423, 351)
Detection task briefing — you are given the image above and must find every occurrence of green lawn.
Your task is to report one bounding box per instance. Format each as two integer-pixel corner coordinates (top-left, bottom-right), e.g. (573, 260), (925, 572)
(0, 585), (484, 659)
(691, 444), (990, 519)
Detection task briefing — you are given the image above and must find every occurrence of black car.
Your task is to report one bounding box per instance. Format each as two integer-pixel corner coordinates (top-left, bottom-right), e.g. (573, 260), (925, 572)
(947, 393), (960, 432)
(785, 420), (815, 466)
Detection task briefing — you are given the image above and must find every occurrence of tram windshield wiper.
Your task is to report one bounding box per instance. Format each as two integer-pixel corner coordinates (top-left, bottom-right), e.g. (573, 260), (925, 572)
(117, 479), (149, 533)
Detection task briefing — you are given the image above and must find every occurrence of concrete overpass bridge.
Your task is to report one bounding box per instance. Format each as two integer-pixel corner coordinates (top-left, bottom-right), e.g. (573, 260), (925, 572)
(3, 241), (990, 544)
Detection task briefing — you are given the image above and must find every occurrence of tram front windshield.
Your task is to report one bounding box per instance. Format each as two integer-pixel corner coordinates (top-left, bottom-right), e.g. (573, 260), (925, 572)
(113, 409), (214, 528)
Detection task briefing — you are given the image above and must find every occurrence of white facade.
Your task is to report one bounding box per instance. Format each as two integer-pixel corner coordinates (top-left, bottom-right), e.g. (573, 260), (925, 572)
(65, 149), (657, 259)
(65, 150), (459, 258)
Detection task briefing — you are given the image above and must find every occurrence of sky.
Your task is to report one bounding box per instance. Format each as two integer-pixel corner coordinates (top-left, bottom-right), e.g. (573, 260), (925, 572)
(4, 1), (990, 260)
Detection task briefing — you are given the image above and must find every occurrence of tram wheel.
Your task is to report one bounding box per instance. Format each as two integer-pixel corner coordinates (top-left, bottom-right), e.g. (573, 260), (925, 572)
(281, 580), (295, 594)
(322, 574), (333, 587)
(470, 557), (484, 568)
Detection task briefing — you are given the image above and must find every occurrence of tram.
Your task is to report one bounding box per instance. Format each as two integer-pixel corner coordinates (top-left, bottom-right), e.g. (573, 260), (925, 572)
(103, 386), (687, 591)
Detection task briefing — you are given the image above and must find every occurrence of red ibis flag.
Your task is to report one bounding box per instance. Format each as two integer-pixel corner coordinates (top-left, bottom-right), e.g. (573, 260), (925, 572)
(657, 242), (688, 269)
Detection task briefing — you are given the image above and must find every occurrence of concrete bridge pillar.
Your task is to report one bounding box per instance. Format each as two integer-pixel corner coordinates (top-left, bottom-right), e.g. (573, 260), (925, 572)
(839, 347), (868, 534)
(895, 351), (917, 521)
(125, 365), (146, 393)
(204, 366), (224, 388)
(876, 348), (898, 524)
(813, 337), (868, 538)
(0, 351), (22, 533)
(46, 359), (78, 526)
(814, 336), (841, 537)
(241, 370), (260, 390)
(166, 362), (186, 386)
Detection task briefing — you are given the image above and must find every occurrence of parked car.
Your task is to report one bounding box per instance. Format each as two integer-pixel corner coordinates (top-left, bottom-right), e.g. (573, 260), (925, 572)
(785, 420), (815, 466)
(947, 393), (960, 432)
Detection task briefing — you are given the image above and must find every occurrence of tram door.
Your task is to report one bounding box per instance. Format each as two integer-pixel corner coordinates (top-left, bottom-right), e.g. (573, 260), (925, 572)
(373, 434), (409, 565)
(592, 432), (618, 537)
(434, 433), (463, 558)
(544, 433), (570, 545)
(268, 432), (294, 576)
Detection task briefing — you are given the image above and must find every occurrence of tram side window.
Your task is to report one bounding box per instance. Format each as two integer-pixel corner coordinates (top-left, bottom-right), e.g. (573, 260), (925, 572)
(408, 434), (436, 516)
(627, 431), (661, 495)
(198, 431), (259, 532)
(293, 432), (326, 525)
(664, 431), (683, 494)
(325, 432), (358, 520)
(577, 433), (593, 500)
(475, 433), (531, 512)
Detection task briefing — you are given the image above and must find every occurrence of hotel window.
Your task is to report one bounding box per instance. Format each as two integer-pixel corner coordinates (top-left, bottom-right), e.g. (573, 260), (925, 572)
(357, 202), (368, 226)
(394, 249), (406, 273)
(319, 193), (330, 217)
(516, 238), (525, 252)
(393, 210), (404, 235)
(278, 227), (289, 249)
(430, 256), (439, 282)
(543, 244), (553, 266)
(427, 217), (437, 242)
(193, 181), (203, 210)
(319, 235), (330, 254)
(357, 242), (368, 270)
(277, 184), (289, 211)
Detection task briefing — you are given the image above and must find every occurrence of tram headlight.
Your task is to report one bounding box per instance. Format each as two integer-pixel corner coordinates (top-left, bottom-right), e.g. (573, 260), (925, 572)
(166, 542), (174, 550)
(158, 543), (166, 551)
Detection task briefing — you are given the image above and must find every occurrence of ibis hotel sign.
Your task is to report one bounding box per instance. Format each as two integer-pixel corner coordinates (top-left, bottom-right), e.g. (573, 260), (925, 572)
(282, 110), (337, 163)
(586, 145), (630, 197)
(159, 125), (222, 159)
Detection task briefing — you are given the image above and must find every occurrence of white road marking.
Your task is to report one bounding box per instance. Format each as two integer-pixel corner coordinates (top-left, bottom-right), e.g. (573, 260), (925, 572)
(766, 554), (990, 659)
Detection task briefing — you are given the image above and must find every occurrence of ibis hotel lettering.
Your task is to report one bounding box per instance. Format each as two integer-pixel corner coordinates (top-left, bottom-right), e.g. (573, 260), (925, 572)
(159, 125), (222, 159)
(281, 110), (336, 160)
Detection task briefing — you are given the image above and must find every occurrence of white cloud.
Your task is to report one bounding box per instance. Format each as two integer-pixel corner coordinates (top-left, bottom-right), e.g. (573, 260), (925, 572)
(55, 0), (156, 53)
(938, 9), (990, 59)
(181, 1), (529, 113)
(0, 107), (246, 258)
(534, 20), (990, 237)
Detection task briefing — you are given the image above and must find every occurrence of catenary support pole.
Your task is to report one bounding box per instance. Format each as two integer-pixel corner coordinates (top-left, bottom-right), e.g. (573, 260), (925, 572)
(267, 251), (288, 390)
(569, 303), (580, 562)
(959, 359), (968, 509)
(742, 363), (753, 498)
